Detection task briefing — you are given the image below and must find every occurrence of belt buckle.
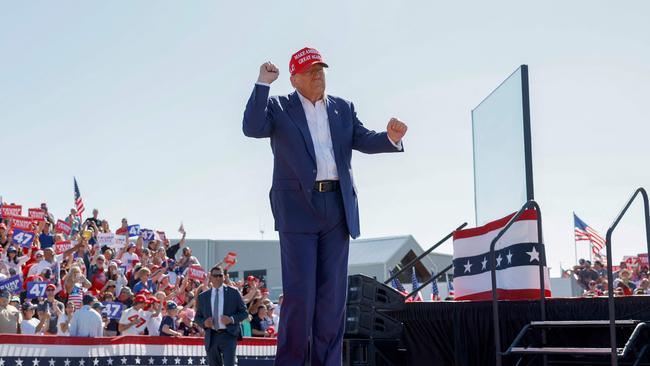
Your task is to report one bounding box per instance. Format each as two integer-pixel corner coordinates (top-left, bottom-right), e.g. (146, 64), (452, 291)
(318, 181), (326, 192)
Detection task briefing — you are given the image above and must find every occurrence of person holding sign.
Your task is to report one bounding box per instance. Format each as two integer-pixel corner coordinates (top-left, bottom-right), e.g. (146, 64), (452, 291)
(243, 48), (407, 365)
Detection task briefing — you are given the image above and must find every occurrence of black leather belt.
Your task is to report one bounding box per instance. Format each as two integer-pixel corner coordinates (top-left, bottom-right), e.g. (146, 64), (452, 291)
(313, 180), (340, 192)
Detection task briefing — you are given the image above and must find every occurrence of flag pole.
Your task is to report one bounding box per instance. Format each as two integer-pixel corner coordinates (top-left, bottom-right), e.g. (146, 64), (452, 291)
(573, 212), (578, 265)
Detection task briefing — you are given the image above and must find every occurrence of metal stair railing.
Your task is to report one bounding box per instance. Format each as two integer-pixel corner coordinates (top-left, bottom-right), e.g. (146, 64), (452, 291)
(490, 200), (546, 366)
(604, 187), (650, 366)
(384, 222), (467, 286)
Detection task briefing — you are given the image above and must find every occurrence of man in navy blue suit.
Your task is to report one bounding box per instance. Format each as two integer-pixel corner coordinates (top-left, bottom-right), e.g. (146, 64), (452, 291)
(195, 265), (249, 366)
(243, 47), (407, 366)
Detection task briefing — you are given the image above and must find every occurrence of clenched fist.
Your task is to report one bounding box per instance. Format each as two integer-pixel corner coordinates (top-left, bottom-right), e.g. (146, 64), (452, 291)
(387, 118), (408, 144)
(258, 61), (279, 84)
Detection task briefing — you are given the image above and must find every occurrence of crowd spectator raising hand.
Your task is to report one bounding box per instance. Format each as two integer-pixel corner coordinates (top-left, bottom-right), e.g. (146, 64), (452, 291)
(0, 201), (282, 339)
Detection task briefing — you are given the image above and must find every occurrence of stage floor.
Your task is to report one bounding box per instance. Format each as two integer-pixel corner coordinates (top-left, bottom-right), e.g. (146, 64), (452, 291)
(388, 296), (650, 366)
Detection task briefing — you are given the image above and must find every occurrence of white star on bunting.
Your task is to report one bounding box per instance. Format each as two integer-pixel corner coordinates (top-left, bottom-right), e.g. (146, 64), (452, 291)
(506, 251), (513, 264)
(463, 259), (472, 273)
(148, 358), (155, 365)
(32, 359), (40, 366)
(174, 358), (181, 365)
(199, 358), (206, 365)
(48, 359), (55, 366)
(187, 358), (193, 365)
(16, 359), (23, 366)
(64, 359), (71, 366)
(496, 254), (503, 267)
(92, 359), (99, 366)
(107, 359), (114, 366)
(527, 247), (540, 262)
(78, 359), (85, 366)
(481, 257), (487, 270)
(162, 358), (168, 365)
(120, 358), (127, 365)
(0, 358), (5, 366)
(135, 357), (141, 365)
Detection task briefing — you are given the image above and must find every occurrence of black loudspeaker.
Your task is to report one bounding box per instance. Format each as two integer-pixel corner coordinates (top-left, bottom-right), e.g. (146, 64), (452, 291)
(345, 305), (403, 339)
(346, 274), (405, 311)
(343, 339), (407, 366)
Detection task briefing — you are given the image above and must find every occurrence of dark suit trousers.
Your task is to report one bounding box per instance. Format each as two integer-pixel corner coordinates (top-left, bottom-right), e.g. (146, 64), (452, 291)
(275, 190), (350, 366)
(206, 330), (237, 366)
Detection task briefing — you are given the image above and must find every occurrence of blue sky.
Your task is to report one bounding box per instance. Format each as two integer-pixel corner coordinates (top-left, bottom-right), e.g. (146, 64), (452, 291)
(1, 1), (649, 276)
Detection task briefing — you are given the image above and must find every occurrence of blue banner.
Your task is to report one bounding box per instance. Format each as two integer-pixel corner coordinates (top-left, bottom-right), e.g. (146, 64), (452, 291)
(127, 224), (141, 238)
(102, 301), (124, 320)
(0, 275), (23, 294)
(26, 281), (48, 299)
(12, 229), (35, 248)
(140, 229), (155, 241)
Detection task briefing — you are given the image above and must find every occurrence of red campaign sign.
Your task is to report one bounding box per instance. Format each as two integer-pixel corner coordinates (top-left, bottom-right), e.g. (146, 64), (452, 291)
(11, 216), (34, 230)
(638, 253), (649, 266)
(624, 256), (639, 267)
(55, 219), (72, 235)
(1, 204), (22, 218)
(223, 252), (237, 269)
(187, 265), (207, 281)
(28, 208), (46, 222)
(54, 240), (73, 255)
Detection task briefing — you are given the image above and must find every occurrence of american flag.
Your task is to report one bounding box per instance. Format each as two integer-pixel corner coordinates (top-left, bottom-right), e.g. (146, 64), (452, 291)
(447, 274), (455, 297)
(388, 269), (409, 297)
(74, 177), (85, 219)
(574, 213), (606, 256)
(410, 267), (423, 302)
(430, 271), (440, 301)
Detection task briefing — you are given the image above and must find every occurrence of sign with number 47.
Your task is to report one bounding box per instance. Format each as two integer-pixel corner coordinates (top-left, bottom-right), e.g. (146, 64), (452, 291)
(12, 229), (35, 248)
(27, 281), (48, 299)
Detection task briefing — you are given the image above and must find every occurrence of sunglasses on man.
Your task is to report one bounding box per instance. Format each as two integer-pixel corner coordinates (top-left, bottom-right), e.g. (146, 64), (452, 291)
(210, 273), (224, 278)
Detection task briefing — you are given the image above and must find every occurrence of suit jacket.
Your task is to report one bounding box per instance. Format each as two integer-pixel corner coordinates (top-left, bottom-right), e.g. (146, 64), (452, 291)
(243, 84), (403, 238)
(194, 286), (248, 349)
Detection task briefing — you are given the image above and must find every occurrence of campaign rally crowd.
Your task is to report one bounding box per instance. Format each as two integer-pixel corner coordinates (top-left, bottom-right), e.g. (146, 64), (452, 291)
(568, 255), (650, 297)
(0, 203), (281, 338)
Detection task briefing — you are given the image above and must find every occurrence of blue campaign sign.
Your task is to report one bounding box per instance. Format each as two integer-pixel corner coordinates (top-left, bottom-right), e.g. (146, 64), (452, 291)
(26, 281), (48, 299)
(0, 275), (23, 294)
(102, 302), (124, 319)
(127, 224), (141, 238)
(12, 229), (35, 248)
(140, 229), (155, 241)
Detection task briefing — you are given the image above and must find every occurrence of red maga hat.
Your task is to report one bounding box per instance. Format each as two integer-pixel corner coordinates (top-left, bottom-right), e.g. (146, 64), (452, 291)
(289, 47), (328, 76)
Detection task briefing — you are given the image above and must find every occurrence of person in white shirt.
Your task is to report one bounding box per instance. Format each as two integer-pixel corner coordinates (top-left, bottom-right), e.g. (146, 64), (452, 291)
(57, 302), (76, 335)
(69, 294), (103, 337)
(20, 302), (48, 335)
(145, 295), (163, 336)
(118, 294), (148, 335)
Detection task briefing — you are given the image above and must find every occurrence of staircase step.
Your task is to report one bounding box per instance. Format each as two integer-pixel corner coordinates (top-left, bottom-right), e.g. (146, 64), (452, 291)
(529, 320), (640, 327)
(510, 347), (623, 355)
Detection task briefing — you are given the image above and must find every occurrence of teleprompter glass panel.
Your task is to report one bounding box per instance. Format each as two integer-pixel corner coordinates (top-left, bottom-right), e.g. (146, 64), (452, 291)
(472, 66), (533, 225)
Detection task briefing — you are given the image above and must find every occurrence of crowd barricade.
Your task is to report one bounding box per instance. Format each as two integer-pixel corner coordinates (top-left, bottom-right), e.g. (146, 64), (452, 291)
(0, 335), (276, 366)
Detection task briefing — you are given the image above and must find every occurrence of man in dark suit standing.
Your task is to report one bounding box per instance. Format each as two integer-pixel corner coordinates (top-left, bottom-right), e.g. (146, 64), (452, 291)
(243, 47), (408, 366)
(195, 265), (248, 366)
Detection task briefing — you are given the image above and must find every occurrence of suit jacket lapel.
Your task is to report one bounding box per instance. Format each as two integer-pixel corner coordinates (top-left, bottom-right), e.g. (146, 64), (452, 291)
(287, 92), (317, 165)
(326, 96), (342, 162)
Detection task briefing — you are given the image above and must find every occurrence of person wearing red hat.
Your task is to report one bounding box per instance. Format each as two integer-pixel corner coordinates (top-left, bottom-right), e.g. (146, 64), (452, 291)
(118, 294), (149, 335)
(243, 47), (408, 366)
(41, 283), (64, 335)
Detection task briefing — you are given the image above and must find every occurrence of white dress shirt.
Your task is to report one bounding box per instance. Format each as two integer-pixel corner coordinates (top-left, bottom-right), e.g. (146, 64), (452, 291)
(255, 83), (403, 180)
(211, 285), (226, 329)
(69, 305), (103, 337)
(296, 91), (340, 180)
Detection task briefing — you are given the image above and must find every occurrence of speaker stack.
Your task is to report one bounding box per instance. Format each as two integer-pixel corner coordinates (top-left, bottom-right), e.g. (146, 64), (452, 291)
(343, 274), (407, 366)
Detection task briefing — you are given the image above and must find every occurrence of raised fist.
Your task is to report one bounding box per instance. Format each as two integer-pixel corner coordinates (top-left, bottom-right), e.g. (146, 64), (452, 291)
(258, 61), (279, 84)
(387, 117), (408, 144)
